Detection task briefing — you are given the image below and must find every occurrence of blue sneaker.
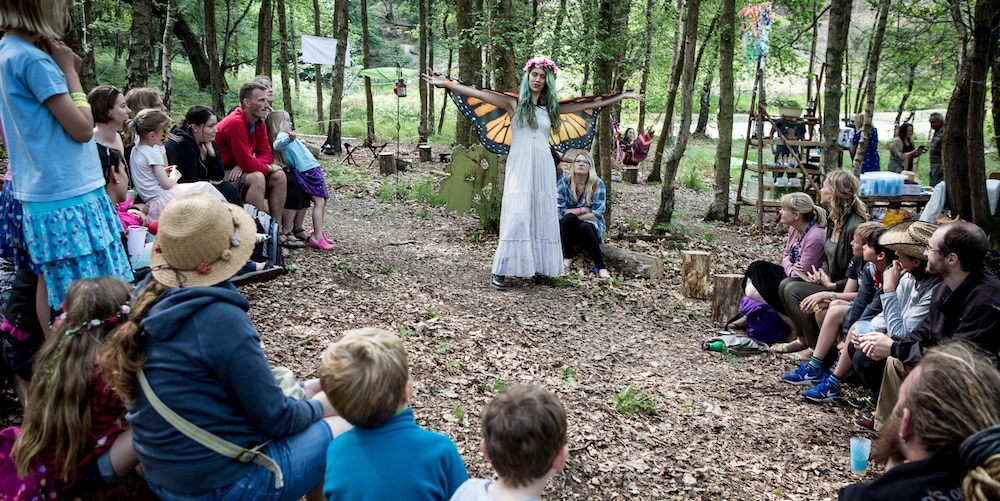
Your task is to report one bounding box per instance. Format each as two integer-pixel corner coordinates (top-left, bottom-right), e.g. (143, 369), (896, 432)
(803, 377), (841, 403)
(781, 362), (823, 386)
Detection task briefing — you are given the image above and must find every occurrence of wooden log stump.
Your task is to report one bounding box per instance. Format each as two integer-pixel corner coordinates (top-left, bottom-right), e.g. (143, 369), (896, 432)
(599, 244), (664, 279)
(378, 151), (396, 176)
(711, 273), (744, 325)
(681, 250), (711, 299)
(419, 144), (432, 162)
(623, 167), (639, 184)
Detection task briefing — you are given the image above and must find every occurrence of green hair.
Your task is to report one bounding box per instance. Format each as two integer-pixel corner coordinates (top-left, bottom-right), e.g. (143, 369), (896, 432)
(514, 70), (560, 131)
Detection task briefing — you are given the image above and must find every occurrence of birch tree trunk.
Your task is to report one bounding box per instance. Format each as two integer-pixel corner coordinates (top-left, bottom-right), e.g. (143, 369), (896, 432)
(124, 0), (153, 92)
(161, 0), (175, 110)
(277, 0), (293, 116)
(851, 0), (890, 176)
(313, 0), (325, 135)
(325, 0), (349, 153)
(706, 0), (735, 221)
(820, 0), (852, 175)
(205, 0), (226, 112)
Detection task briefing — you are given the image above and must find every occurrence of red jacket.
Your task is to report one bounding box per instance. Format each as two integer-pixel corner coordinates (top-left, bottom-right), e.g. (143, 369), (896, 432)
(216, 106), (273, 175)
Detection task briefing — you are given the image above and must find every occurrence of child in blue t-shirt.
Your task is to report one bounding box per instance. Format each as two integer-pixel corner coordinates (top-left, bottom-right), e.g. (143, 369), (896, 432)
(0, 1), (133, 314)
(265, 110), (333, 251)
(320, 328), (468, 500)
(450, 385), (569, 501)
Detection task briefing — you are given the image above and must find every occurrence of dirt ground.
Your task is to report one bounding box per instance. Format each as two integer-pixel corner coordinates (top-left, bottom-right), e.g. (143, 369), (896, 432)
(1, 143), (881, 500)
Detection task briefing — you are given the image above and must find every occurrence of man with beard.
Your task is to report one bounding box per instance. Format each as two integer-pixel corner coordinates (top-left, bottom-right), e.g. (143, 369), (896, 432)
(839, 342), (1000, 500)
(855, 221), (1000, 431)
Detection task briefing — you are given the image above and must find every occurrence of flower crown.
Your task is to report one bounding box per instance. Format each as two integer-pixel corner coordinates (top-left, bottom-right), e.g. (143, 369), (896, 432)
(523, 56), (559, 76)
(60, 303), (132, 337)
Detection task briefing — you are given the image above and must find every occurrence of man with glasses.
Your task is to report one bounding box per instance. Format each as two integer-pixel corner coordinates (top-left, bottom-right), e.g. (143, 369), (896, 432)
(857, 221), (1000, 431)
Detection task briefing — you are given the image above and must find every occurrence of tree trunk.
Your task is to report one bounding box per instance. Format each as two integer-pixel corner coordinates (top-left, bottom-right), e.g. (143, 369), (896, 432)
(277, 0), (293, 116)
(256, 0), (274, 78)
(549, 0), (569, 61)
(636, 0), (655, 133)
(325, 0), (349, 153)
(290, 14), (300, 94)
(851, 0), (890, 176)
(706, 0), (735, 222)
(455, 0), (483, 146)
(313, 0), (325, 135)
(593, 0), (628, 223)
(114, 0), (123, 62)
(428, 17), (435, 131)
(161, 0), (175, 110)
(418, 0), (429, 143)
(437, 13), (452, 135)
(124, 0), (153, 92)
(205, 0), (227, 112)
(81, 0), (98, 89)
(820, 0), (852, 175)
(951, 1), (968, 81)
(992, 52), (1000, 156)
(492, 0), (517, 93)
(64, 4), (96, 91)
(942, 0), (999, 230)
(647, 0), (684, 183)
(893, 63), (916, 127)
(690, 13), (719, 139)
(652, 0), (700, 229)
(361, 0), (375, 143)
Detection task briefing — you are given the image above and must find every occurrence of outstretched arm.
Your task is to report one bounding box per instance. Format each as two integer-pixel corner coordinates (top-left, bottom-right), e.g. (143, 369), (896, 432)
(422, 68), (516, 113)
(561, 90), (644, 114)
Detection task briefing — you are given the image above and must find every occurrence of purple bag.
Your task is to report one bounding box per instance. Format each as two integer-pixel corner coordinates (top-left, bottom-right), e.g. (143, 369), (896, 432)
(738, 296), (790, 345)
(0, 426), (59, 500)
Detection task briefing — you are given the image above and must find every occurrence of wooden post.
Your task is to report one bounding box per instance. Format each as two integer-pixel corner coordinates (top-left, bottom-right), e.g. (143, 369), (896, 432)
(681, 250), (711, 299)
(623, 167), (639, 184)
(378, 151), (396, 176)
(711, 273), (744, 325)
(419, 144), (432, 162)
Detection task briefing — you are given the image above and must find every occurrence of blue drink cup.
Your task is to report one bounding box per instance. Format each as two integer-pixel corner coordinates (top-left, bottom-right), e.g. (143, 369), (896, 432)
(850, 437), (871, 475)
(855, 320), (872, 335)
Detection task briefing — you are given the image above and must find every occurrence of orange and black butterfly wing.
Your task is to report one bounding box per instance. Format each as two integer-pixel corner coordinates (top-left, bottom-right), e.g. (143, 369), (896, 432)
(450, 88), (519, 155)
(550, 92), (622, 153)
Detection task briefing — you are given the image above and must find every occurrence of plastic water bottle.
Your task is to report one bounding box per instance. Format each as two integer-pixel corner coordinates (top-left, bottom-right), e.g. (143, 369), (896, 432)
(708, 340), (726, 352)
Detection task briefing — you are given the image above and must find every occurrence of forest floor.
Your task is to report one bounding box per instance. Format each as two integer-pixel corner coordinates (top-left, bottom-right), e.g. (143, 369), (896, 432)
(1, 142), (882, 500)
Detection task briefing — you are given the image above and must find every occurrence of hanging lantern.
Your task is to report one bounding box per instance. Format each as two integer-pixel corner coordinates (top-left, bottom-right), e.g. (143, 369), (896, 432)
(394, 78), (407, 97)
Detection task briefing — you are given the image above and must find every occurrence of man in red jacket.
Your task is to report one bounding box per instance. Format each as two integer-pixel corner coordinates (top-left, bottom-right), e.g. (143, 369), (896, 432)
(217, 81), (286, 221)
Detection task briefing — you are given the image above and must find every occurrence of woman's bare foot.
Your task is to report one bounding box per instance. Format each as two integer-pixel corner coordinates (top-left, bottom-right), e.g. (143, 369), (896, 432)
(769, 339), (806, 354)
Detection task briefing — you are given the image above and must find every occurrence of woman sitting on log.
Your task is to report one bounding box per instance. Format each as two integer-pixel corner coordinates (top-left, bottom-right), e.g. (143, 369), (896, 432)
(557, 150), (610, 278)
(741, 192), (827, 339)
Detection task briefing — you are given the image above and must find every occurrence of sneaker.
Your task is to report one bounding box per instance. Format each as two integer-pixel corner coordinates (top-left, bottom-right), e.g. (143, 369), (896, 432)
(490, 274), (506, 290)
(308, 235), (334, 251)
(856, 411), (875, 430)
(781, 362), (823, 386)
(803, 377), (841, 403)
(847, 393), (877, 411)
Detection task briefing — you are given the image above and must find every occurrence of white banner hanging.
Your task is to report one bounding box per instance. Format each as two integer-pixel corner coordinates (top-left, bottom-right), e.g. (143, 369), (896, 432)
(300, 35), (351, 66)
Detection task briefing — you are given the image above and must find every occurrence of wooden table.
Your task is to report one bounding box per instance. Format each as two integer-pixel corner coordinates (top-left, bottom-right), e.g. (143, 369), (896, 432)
(860, 194), (931, 216)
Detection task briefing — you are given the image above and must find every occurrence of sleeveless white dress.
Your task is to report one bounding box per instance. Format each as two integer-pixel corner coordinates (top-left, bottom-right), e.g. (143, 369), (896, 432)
(491, 107), (563, 278)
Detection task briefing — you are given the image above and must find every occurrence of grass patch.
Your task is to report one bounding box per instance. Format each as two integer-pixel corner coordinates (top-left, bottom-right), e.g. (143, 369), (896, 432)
(561, 366), (577, 383)
(398, 327), (415, 337)
(446, 361), (461, 373)
(434, 343), (452, 354)
(484, 379), (509, 393)
(424, 310), (441, 319)
(550, 275), (579, 288)
(611, 385), (659, 416)
(451, 404), (466, 420)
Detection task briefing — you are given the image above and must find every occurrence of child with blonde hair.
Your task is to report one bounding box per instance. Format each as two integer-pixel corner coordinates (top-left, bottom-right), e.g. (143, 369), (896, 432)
(450, 385), (568, 501)
(10, 278), (138, 496)
(321, 327), (468, 499)
(125, 108), (223, 220)
(265, 110), (333, 250)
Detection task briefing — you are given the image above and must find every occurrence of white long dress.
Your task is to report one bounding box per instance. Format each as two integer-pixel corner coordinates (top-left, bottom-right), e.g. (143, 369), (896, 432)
(491, 107), (563, 278)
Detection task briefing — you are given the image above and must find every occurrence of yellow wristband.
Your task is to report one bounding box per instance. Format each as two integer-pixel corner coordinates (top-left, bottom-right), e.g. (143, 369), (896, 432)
(69, 92), (87, 101)
(73, 99), (91, 109)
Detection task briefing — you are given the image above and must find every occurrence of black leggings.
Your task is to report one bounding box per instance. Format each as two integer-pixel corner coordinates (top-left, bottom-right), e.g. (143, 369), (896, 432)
(560, 213), (606, 270)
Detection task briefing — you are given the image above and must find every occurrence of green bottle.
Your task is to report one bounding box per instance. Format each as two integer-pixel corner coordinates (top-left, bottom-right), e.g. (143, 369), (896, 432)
(709, 340), (726, 352)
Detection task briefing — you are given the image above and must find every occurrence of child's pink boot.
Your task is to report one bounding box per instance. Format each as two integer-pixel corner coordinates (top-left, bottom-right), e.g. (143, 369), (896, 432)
(308, 234), (334, 251)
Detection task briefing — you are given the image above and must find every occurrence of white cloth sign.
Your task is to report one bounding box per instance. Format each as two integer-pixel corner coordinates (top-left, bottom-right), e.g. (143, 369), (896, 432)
(300, 35), (351, 66)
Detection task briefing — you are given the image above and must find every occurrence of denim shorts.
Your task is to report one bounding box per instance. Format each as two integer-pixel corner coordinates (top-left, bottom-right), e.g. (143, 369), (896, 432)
(146, 420), (333, 501)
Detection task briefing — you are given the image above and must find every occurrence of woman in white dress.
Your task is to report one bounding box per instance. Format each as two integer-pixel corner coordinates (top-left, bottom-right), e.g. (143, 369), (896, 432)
(423, 57), (641, 289)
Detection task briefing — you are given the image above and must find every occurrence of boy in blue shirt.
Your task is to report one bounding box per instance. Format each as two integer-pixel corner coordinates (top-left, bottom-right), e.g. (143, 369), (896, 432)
(321, 328), (468, 500)
(449, 385), (568, 501)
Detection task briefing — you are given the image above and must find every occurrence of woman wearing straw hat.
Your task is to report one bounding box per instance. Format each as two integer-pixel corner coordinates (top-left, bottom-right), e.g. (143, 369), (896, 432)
(101, 193), (347, 501)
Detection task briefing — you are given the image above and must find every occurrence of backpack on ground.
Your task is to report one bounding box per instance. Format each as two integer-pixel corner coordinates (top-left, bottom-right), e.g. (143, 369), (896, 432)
(230, 204), (286, 286)
(702, 332), (765, 356)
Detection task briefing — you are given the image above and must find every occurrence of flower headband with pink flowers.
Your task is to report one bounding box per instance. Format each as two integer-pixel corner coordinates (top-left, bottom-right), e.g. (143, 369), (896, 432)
(523, 56), (559, 76)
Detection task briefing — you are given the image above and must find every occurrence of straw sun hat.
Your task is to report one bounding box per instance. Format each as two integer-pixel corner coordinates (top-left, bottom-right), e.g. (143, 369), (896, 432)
(150, 193), (257, 287)
(878, 221), (937, 259)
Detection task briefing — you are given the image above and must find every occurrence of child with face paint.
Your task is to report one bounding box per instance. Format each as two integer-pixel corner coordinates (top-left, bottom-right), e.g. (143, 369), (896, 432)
(124, 109), (225, 221)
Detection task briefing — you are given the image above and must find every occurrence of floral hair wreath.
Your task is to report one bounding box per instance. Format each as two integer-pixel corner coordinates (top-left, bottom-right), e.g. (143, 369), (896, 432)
(60, 302), (132, 337)
(523, 56), (559, 76)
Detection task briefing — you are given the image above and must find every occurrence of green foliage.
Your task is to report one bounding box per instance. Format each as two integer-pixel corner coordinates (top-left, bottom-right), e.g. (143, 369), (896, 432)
(451, 404), (466, 420)
(466, 232), (482, 243)
(398, 327), (416, 337)
(434, 343), (452, 354)
(336, 262), (352, 270)
(681, 166), (706, 192)
(704, 233), (715, 244)
(611, 385), (659, 416)
(484, 379), (509, 393)
(407, 177), (446, 207)
(561, 366), (577, 383)
(472, 183), (502, 235)
(424, 311), (441, 319)
(446, 361), (461, 373)
(550, 275), (578, 288)
(379, 179), (409, 202)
